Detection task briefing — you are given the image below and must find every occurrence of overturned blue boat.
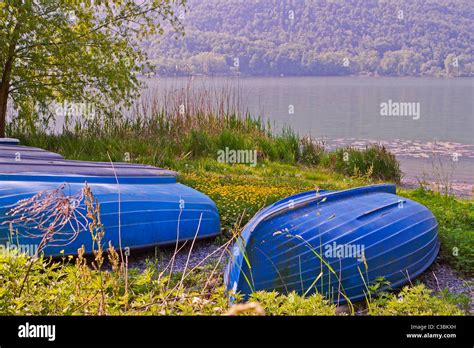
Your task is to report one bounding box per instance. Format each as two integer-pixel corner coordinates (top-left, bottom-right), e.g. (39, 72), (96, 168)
(0, 139), (220, 256)
(225, 184), (439, 303)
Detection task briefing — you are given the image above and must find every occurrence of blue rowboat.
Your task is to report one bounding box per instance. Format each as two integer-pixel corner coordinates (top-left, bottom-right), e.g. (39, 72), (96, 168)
(224, 184), (439, 303)
(0, 140), (220, 256)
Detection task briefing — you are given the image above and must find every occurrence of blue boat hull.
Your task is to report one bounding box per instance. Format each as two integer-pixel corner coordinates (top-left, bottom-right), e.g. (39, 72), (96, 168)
(224, 184), (439, 303)
(0, 142), (220, 256)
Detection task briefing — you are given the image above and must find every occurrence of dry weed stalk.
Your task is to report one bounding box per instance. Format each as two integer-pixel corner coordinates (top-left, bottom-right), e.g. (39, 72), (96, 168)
(5, 183), (89, 253)
(4, 183), (91, 297)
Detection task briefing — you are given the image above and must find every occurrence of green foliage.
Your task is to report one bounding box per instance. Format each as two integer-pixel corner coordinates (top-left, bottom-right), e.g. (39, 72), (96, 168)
(184, 129), (217, 158)
(217, 129), (252, 152)
(145, 0), (473, 77)
(249, 291), (337, 316)
(273, 128), (300, 163)
(0, 250), (230, 315)
(438, 288), (471, 314)
(400, 188), (474, 275)
(369, 285), (464, 315)
(367, 276), (391, 297)
(299, 137), (325, 166)
(0, 250), (467, 316)
(179, 168), (314, 235)
(0, 0), (185, 136)
(331, 145), (401, 182)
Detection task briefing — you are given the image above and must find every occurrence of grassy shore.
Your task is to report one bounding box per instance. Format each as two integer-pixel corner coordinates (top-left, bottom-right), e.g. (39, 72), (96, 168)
(176, 159), (473, 274)
(3, 90), (472, 315)
(14, 127), (473, 275)
(0, 154), (471, 315)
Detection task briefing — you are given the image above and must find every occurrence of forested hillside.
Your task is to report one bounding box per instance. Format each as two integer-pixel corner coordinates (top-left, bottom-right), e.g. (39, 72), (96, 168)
(145, 0), (473, 77)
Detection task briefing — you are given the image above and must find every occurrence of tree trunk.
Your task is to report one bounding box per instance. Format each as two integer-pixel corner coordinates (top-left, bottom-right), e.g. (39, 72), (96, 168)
(0, 18), (22, 138)
(0, 49), (15, 138)
(0, 77), (10, 138)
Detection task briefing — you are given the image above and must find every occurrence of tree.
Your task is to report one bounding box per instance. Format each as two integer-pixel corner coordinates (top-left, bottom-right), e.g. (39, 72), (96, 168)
(0, 0), (185, 137)
(190, 52), (229, 75)
(379, 51), (401, 76)
(138, 0), (473, 78)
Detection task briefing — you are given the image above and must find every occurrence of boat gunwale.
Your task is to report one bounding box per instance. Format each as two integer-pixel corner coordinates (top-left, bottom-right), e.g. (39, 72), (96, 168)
(0, 173), (177, 184)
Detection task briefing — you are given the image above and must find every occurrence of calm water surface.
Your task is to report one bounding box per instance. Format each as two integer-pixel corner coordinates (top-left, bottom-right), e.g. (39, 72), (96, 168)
(145, 77), (473, 192)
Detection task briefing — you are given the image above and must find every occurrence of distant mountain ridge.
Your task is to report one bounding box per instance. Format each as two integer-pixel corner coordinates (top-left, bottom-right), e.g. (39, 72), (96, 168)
(144, 0), (473, 77)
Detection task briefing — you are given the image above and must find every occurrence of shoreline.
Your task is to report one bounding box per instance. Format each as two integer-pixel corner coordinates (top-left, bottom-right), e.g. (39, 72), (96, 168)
(320, 138), (473, 198)
(400, 178), (473, 198)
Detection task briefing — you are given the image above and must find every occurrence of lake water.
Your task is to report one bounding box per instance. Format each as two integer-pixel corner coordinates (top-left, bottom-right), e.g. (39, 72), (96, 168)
(144, 76), (473, 195)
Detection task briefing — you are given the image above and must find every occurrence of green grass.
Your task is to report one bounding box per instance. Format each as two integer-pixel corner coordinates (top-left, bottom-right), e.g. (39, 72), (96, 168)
(1, 154), (470, 315)
(399, 188), (474, 275)
(4, 107), (472, 315)
(173, 159), (473, 276)
(369, 284), (464, 315)
(11, 112), (400, 182)
(329, 144), (401, 182)
(0, 250), (464, 316)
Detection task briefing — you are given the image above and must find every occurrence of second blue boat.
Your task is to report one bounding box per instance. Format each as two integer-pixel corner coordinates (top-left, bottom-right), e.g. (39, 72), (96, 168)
(225, 184), (439, 303)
